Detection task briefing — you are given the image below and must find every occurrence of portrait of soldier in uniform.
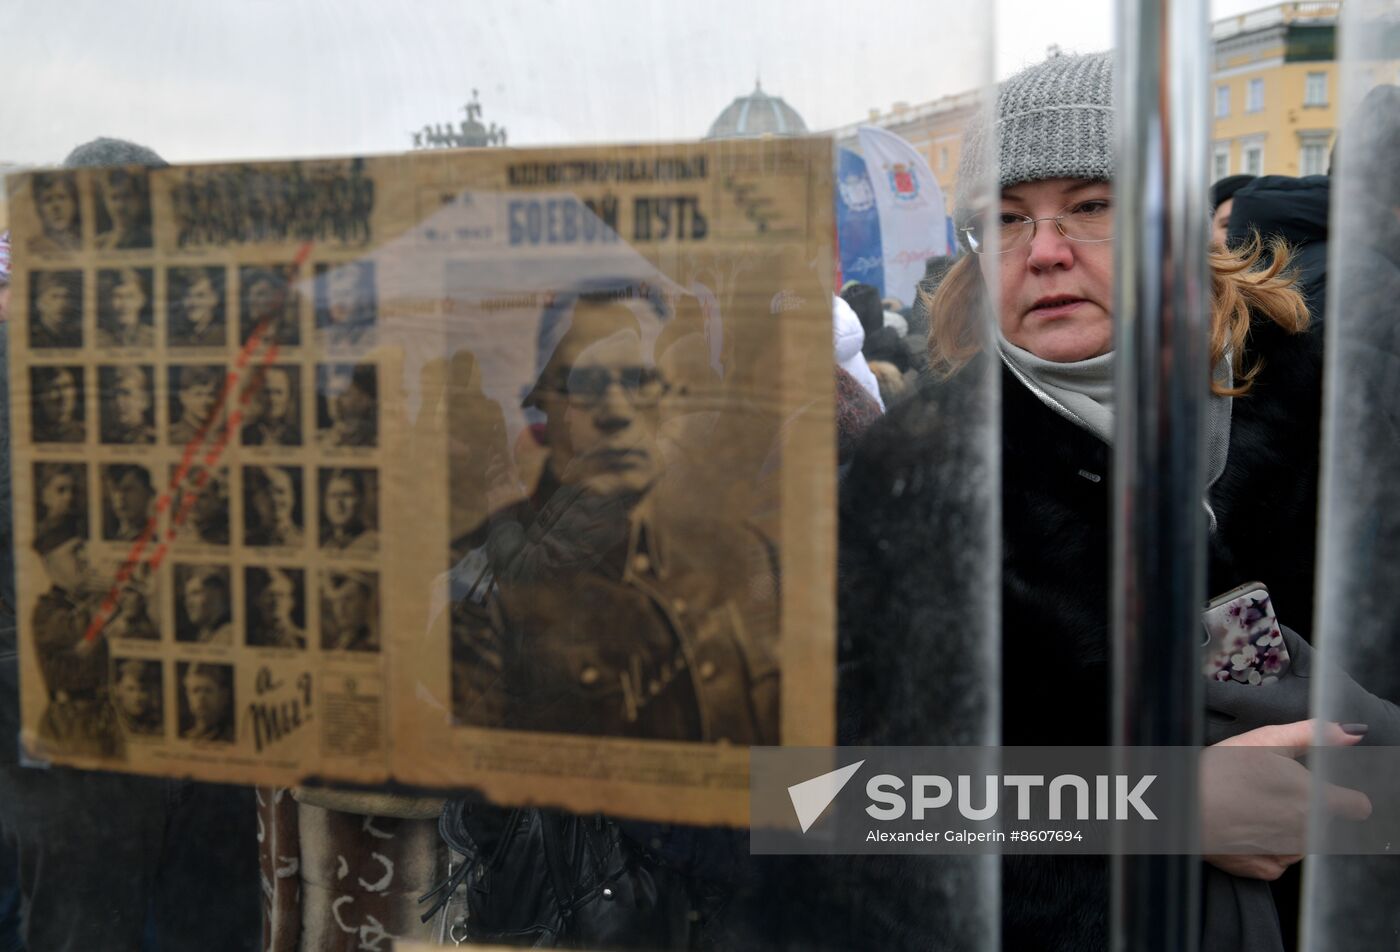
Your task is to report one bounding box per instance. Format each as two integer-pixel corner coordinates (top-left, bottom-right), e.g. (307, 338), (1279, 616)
(28, 172), (82, 254)
(100, 575), (160, 642)
(320, 570), (378, 652)
(240, 365), (301, 446)
(318, 467), (377, 553)
(316, 363), (377, 448)
(168, 365), (224, 447)
(448, 288), (781, 744)
(245, 567), (306, 650)
(97, 267), (155, 348)
(243, 465), (304, 548)
(101, 463), (156, 542)
(177, 662), (234, 744)
(31, 531), (122, 759)
(173, 565), (233, 646)
(94, 167), (154, 250)
(98, 365), (156, 445)
(167, 268), (227, 348)
(239, 264), (299, 346)
(111, 658), (163, 737)
(30, 366), (86, 444)
(28, 270), (83, 349)
(314, 260), (375, 349)
(171, 465), (230, 546)
(33, 462), (87, 553)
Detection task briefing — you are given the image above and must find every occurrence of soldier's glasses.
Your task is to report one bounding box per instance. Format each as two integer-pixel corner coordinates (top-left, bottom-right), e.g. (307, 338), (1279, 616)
(561, 366), (669, 408)
(962, 197), (1115, 255)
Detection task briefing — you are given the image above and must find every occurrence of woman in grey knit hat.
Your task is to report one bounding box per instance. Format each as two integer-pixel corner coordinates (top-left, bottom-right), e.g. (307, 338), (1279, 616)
(835, 51), (1400, 952)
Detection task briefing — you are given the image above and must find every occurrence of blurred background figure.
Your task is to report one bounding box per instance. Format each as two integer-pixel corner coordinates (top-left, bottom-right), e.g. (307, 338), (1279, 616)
(832, 294), (883, 410)
(1210, 173), (1256, 248)
(1226, 169), (1330, 322)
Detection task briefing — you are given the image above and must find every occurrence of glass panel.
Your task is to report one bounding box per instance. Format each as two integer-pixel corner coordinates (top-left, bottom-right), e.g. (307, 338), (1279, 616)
(1303, 0), (1400, 946)
(0, 3), (1001, 950)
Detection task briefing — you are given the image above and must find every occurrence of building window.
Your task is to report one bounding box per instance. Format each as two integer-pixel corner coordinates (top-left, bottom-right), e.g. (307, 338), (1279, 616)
(1215, 85), (1230, 118)
(1299, 132), (1331, 176)
(1304, 72), (1328, 107)
(1212, 146), (1230, 180)
(1300, 143), (1327, 175)
(1246, 78), (1265, 113)
(1243, 143), (1264, 175)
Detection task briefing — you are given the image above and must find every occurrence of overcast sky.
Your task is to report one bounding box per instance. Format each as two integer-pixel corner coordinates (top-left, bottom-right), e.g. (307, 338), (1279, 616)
(0, 0), (1272, 166)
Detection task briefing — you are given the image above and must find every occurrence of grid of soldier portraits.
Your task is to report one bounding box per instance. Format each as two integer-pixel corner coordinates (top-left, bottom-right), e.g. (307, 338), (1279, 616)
(11, 142), (835, 823)
(16, 166), (384, 765)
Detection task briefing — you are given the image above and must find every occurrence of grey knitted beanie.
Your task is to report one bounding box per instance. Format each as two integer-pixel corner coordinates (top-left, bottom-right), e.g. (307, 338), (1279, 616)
(954, 51), (1114, 225)
(63, 137), (167, 169)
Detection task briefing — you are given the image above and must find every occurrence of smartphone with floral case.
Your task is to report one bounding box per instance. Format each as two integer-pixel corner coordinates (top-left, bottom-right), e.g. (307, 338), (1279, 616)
(1202, 582), (1292, 685)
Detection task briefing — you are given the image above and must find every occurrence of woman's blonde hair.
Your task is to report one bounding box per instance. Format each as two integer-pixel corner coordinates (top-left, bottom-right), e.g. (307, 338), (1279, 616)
(922, 236), (1310, 396)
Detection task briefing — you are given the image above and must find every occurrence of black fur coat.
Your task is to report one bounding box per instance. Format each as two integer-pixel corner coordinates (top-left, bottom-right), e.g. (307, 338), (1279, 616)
(832, 310), (1325, 950)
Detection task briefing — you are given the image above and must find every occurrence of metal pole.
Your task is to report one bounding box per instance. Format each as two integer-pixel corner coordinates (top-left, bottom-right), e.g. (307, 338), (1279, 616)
(1110, 0), (1211, 948)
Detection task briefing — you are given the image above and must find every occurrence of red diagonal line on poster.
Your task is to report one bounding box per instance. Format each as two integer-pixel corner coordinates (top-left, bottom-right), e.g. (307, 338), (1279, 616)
(82, 242), (314, 642)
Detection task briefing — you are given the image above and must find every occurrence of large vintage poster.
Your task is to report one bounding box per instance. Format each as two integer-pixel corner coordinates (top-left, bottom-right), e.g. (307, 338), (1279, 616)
(8, 138), (835, 825)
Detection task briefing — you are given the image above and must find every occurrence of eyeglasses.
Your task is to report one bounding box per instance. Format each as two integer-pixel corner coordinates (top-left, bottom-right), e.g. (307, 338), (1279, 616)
(962, 197), (1114, 255)
(554, 366), (669, 408)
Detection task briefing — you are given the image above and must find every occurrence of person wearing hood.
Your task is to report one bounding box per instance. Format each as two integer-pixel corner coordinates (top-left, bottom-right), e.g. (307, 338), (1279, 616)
(832, 51), (1400, 952)
(1226, 171), (1329, 321)
(832, 294), (883, 410)
(1210, 173), (1256, 248)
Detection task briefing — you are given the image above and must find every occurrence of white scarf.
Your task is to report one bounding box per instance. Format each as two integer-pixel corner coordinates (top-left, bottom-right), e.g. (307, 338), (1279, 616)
(998, 337), (1234, 526)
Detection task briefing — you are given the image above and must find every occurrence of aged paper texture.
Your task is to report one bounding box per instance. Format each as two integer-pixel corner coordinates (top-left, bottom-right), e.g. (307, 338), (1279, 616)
(8, 139), (834, 823)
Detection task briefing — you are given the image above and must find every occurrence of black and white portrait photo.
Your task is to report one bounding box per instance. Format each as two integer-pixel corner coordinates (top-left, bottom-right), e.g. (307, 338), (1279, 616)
(243, 465), (304, 548)
(98, 365), (156, 445)
(97, 267), (155, 348)
(29, 270), (83, 350)
(94, 167), (154, 251)
(314, 260), (375, 348)
(31, 533), (121, 758)
(173, 564), (233, 646)
(168, 365), (224, 447)
(167, 267), (227, 348)
(111, 658), (164, 737)
(239, 264), (300, 346)
(33, 462), (88, 547)
(316, 363), (377, 448)
(170, 465), (230, 546)
(245, 567), (307, 650)
(99, 566), (160, 642)
(318, 468), (378, 553)
(30, 366), (85, 444)
(100, 463), (156, 542)
(240, 364), (301, 447)
(177, 662), (234, 744)
(320, 570), (378, 653)
(28, 172), (82, 255)
(448, 284), (781, 744)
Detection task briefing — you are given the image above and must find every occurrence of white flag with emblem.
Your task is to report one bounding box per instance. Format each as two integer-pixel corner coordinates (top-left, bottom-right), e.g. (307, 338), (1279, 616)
(856, 125), (950, 307)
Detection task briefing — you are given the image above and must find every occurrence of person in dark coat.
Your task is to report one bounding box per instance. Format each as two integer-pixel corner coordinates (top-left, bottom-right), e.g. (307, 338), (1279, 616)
(831, 51), (1395, 952)
(1210, 173), (1255, 247)
(1227, 173), (1329, 321)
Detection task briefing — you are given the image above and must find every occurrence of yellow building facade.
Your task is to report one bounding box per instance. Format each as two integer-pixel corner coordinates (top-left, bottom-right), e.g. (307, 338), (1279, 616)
(1210, 1), (1342, 180)
(835, 1), (1351, 211)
